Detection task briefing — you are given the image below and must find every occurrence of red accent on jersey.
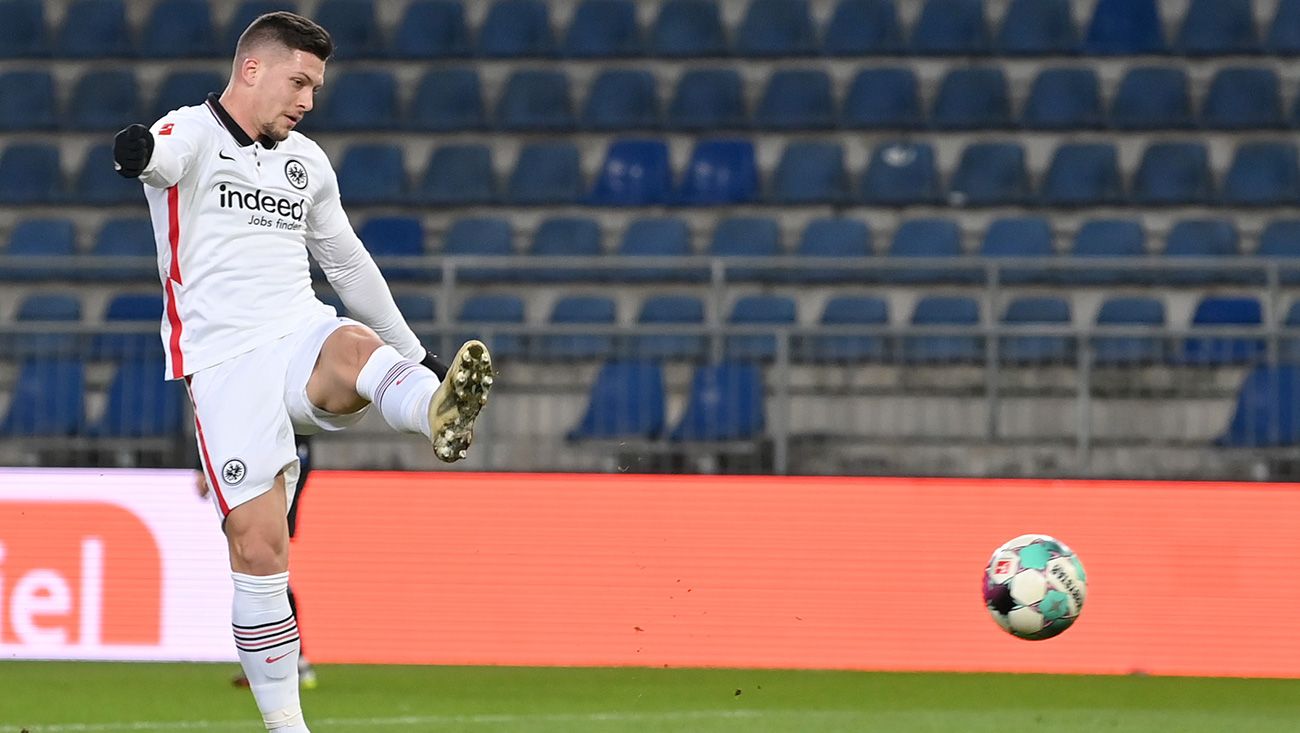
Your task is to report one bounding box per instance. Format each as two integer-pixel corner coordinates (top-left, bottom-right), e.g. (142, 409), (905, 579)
(158, 123), (174, 136)
(165, 186), (185, 377)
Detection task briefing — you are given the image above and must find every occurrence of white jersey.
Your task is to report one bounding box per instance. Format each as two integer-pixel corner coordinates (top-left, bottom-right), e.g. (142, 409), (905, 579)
(140, 93), (423, 380)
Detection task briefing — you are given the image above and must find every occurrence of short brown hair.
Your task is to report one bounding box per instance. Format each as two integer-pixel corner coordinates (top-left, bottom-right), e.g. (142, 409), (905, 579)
(236, 11), (333, 61)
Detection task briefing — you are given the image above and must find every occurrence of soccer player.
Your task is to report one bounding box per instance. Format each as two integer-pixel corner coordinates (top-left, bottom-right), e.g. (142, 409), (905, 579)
(112, 12), (492, 732)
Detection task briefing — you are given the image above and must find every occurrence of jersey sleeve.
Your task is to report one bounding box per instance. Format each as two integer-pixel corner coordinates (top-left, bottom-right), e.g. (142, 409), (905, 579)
(305, 165), (425, 361)
(138, 112), (207, 190)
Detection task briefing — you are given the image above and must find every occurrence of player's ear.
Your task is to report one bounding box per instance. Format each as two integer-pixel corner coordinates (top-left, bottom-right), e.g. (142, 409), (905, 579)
(238, 56), (260, 88)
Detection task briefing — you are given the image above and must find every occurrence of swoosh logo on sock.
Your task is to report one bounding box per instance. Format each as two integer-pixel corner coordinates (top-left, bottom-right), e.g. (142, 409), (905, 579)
(265, 651), (294, 664)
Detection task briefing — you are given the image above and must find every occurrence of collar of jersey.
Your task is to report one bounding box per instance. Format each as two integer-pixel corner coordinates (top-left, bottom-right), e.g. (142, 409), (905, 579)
(205, 93), (279, 150)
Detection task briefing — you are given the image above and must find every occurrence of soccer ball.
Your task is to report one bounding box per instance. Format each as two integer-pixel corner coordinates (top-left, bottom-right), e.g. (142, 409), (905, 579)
(982, 534), (1087, 640)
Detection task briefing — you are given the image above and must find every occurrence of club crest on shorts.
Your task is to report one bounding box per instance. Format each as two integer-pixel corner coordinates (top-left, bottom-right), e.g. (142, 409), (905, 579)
(221, 458), (247, 486)
(284, 159), (308, 190)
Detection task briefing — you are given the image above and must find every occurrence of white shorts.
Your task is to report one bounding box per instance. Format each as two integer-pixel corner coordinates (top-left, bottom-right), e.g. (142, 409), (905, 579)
(186, 316), (369, 520)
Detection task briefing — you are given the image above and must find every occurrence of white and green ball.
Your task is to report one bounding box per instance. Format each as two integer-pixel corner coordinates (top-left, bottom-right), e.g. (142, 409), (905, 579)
(983, 534), (1087, 640)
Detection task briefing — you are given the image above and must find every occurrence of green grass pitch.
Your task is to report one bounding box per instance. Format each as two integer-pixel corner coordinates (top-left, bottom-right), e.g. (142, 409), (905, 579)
(2, 663), (1298, 732)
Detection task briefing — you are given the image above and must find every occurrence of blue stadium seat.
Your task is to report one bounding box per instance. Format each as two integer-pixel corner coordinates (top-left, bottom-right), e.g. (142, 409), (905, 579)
(314, 70), (397, 130)
(526, 216), (603, 282)
(0, 144), (61, 204)
(885, 218), (976, 284)
(1085, 0), (1164, 54)
(582, 69), (658, 130)
(1268, 0), (1300, 53)
(798, 295), (889, 363)
(314, 0), (382, 59)
(1216, 365), (1300, 447)
(858, 142), (941, 205)
(358, 217), (429, 282)
(0, 70), (56, 130)
(90, 294), (163, 361)
(443, 217), (515, 284)
(1042, 143), (1124, 207)
(480, 0), (555, 57)
(392, 0), (471, 58)
(1000, 297), (1073, 364)
(1132, 142), (1213, 205)
(222, 2), (297, 51)
(1163, 218), (1245, 285)
(565, 0), (641, 57)
(725, 295), (797, 362)
(414, 144), (496, 205)
(56, 0), (130, 57)
(842, 68), (922, 129)
(590, 139), (673, 206)
(912, 0), (989, 54)
(1093, 297), (1167, 365)
(668, 69), (745, 130)
(151, 71), (223, 120)
(0, 0), (48, 57)
(9, 293), (79, 359)
(1111, 68), (1193, 130)
(407, 69), (485, 131)
(76, 143), (144, 206)
(508, 142), (582, 205)
(1176, 0), (1257, 55)
(1258, 220), (1300, 284)
(1, 218), (75, 280)
(676, 140), (758, 205)
(141, 0), (216, 57)
(91, 217), (155, 280)
(793, 218), (872, 283)
(756, 70), (834, 129)
(709, 217), (780, 282)
(932, 67), (1011, 129)
(770, 142), (848, 205)
(614, 218), (702, 282)
(1180, 296), (1265, 366)
(497, 70), (574, 131)
(69, 70), (139, 131)
(85, 357), (185, 438)
(538, 295), (616, 361)
(736, 0), (816, 56)
(337, 144), (407, 205)
(669, 362), (765, 442)
(902, 296), (983, 363)
(567, 361), (667, 440)
(1202, 68), (1283, 129)
(979, 217), (1054, 284)
(1022, 68), (1102, 129)
(997, 0), (1078, 54)
(824, 0), (902, 55)
(628, 295), (707, 361)
(1223, 142), (1300, 207)
(1284, 301), (1300, 361)
(393, 294), (435, 340)
(457, 293), (525, 358)
(950, 142), (1029, 206)
(1066, 219), (1148, 285)
(652, 0), (727, 56)
(0, 359), (84, 437)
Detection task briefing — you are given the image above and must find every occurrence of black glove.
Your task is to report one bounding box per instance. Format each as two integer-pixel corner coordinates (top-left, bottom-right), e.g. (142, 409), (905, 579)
(113, 124), (154, 178)
(421, 350), (448, 380)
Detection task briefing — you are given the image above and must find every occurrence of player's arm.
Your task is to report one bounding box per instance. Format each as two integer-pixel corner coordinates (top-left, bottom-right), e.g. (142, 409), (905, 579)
(306, 166), (430, 365)
(112, 115), (202, 189)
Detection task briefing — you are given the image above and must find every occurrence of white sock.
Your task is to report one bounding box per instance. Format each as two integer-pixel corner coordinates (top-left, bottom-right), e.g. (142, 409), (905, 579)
(232, 572), (310, 733)
(355, 345), (438, 438)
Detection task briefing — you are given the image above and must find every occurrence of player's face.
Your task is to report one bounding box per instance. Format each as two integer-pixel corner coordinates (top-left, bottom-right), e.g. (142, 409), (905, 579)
(253, 49), (324, 142)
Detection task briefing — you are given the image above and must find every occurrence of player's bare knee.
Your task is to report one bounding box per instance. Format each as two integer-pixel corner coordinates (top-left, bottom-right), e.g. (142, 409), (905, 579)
(228, 530), (288, 575)
(327, 325), (383, 373)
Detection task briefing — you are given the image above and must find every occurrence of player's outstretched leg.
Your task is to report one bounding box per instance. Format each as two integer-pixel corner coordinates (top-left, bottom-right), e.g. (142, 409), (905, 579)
(427, 340), (493, 462)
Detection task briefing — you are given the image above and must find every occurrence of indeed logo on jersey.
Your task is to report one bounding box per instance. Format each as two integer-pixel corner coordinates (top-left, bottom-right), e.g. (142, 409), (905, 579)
(217, 183), (307, 231)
